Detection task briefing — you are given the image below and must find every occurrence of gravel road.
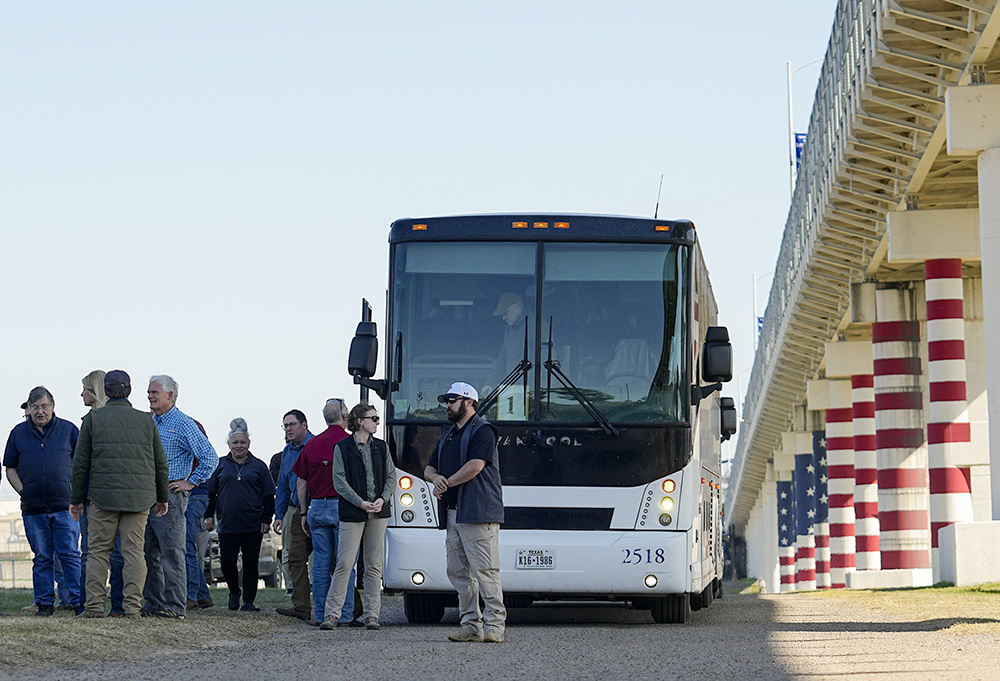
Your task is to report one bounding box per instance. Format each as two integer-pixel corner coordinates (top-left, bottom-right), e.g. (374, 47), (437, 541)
(4, 584), (996, 681)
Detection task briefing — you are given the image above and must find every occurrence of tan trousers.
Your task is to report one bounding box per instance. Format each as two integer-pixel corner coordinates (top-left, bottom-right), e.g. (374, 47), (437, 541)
(86, 504), (149, 615)
(446, 509), (506, 635)
(324, 516), (388, 623)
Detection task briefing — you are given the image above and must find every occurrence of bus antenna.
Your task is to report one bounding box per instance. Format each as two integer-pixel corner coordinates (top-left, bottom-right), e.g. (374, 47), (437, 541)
(653, 174), (664, 219)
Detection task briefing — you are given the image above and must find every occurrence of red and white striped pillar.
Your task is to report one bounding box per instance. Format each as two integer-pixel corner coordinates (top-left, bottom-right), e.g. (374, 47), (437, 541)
(826, 380), (856, 587)
(852, 371), (880, 571)
(873, 286), (930, 571)
(924, 259), (975, 575)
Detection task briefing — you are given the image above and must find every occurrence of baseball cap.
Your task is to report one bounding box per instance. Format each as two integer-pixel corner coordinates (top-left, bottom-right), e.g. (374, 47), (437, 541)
(437, 382), (479, 403)
(492, 292), (523, 316)
(104, 369), (131, 392)
(20, 401), (27, 410)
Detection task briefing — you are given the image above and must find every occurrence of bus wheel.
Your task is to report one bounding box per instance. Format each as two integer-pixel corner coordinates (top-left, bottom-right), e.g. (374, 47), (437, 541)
(651, 594), (689, 624)
(404, 593), (446, 624)
(713, 578), (723, 599)
(690, 590), (704, 611)
(701, 584), (713, 608)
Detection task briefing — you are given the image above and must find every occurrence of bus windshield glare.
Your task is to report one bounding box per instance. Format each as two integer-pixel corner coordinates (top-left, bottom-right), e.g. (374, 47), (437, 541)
(390, 241), (687, 424)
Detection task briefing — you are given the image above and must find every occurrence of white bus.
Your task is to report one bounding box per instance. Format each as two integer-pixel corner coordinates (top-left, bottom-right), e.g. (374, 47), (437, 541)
(348, 213), (735, 623)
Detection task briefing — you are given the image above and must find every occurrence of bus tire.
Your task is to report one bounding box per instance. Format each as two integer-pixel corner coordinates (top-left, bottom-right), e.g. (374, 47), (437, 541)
(404, 593), (446, 624)
(651, 594), (689, 624)
(702, 584), (713, 608)
(690, 590), (704, 611)
(713, 578), (723, 599)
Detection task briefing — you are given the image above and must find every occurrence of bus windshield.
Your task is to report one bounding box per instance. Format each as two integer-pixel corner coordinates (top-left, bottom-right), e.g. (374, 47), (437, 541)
(390, 241), (687, 424)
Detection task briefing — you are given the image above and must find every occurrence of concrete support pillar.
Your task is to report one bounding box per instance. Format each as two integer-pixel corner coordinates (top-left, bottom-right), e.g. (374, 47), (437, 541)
(924, 259), (975, 577)
(786, 431), (817, 590)
(812, 430), (831, 589)
(852, 371), (880, 570)
(946, 84), (1000, 520)
(873, 286), (931, 570)
(774, 446), (796, 592)
(826, 381), (856, 587)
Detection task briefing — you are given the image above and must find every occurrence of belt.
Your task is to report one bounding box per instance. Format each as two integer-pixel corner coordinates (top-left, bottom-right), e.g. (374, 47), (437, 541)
(314, 496), (338, 500)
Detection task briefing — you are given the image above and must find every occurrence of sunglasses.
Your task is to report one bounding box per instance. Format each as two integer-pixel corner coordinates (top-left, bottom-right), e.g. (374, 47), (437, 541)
(363, 415), (380, 423)
(445, 397), (465, 405)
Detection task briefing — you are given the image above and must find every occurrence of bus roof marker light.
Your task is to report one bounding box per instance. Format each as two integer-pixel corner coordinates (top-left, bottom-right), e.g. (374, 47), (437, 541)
(533, 222), (549, 229)
(554, 222), (569, 229)
(644, 574), (658, 588)
(512, 221), (527, 229)
(655, 225), (671, 232)
(412, 224), (427, 231)
(662, 479), (676, 493)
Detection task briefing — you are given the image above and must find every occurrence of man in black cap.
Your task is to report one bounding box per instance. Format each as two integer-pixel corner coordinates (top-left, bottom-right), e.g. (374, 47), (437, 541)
(70, 370), (169, 618)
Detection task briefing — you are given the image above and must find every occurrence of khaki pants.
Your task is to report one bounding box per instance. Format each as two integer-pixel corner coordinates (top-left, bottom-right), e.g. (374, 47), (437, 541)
(323, 516), (388, 623)
(446, 509), (506, 635)
(86, 505), (148, 616)
(287, 505), (313, 615)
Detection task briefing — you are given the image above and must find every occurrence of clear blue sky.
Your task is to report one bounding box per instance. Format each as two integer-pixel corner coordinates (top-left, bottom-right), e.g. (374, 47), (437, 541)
(1, 2), (837, 497)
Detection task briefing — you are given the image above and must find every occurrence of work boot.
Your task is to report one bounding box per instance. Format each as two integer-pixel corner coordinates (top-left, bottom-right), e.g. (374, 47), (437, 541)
(35, 604), (54, 617)
(447, 628), (483, 642)
(197, 597), (214, 609)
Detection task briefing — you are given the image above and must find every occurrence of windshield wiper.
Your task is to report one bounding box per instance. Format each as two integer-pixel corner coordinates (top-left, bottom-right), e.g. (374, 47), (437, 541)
(542, 317), (620, 437)
(479, 316), (532, 417)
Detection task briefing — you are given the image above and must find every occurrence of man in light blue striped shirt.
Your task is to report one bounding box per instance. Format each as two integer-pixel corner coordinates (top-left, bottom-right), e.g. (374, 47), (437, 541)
(143, 374), (217, 618)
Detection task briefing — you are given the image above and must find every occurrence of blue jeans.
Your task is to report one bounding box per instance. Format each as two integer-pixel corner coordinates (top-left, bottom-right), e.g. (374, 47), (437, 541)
(23, 511), (82, 608)
(308, 498), (355, 623)
(80, 505), (127, 613)
(185, 494), (211, 602)
(143, 490), (188, 615)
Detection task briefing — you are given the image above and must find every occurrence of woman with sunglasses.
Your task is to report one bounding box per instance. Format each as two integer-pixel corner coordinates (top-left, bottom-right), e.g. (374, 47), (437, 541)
(320, 402), (395, 630)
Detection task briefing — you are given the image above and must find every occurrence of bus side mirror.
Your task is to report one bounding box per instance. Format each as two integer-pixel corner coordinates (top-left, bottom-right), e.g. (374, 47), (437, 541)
(348, 321), (379, 378)
(702, 326), (733, 383)
(720, 397), (737, 441)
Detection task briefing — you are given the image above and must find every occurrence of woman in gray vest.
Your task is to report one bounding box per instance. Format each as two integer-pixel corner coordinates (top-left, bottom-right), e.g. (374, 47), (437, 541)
(319, 402), (395, 630)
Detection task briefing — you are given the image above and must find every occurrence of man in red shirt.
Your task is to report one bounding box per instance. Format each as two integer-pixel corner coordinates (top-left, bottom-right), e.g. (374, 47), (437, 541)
(293, 399), (359, 626)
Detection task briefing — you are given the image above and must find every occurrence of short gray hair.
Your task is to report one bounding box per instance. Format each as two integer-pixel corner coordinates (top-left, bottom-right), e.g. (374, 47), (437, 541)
(323, 398), (348, 425)
(149, 375), (179, 401)
(27, 386), (54, 407)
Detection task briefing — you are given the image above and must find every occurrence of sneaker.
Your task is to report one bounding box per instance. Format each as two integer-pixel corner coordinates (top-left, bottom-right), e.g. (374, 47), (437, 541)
(75, 610), (105, 619)
(483, 630), (505, 643)
(319, 617), (337, 630)
(35, 604), (55, 617)
(275, 607), (311, 622)
(21, 604), (38, 613)
(448, 629), (483, 642)
(343, 618), (365, 628)
(154, 609), (185, 619)
(197, 598), (214, 609)
(239, 603), (260, 612)
(140, 608), (158, 618)
(365, 618), (381, 630)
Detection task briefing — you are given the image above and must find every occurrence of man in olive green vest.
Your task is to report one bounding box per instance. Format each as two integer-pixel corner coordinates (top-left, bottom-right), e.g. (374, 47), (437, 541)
(70, 370), (169, 618)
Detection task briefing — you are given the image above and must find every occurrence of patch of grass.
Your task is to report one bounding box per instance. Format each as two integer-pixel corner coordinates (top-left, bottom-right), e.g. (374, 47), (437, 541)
(0, 587), (306, 671)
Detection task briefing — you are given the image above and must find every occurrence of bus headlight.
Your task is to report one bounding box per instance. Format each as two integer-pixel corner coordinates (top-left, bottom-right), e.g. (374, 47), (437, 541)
(659, 496), (674, 511)
(662, 479), (676, 493)
(658, 513), (672, 526)
(401, 510), (414, 523)
(400, 493), (414, 507)
(411, 572), (425, 585)
(644, 574), (658, 588)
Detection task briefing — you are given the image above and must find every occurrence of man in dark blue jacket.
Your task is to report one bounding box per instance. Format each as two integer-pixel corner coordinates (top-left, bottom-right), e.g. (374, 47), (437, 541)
(3, 386), (82, 616)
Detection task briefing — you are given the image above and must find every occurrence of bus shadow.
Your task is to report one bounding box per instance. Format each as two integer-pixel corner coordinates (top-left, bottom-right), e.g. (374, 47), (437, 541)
(774, 617), (1000, 633)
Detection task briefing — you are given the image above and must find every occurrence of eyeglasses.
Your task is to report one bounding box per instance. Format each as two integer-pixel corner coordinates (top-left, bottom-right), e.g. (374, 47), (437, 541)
(281, 421), (302, 429)
(326, 398), (346, 406)
(363, 415), (380, 423)
(29, 403), (54, 413)
(445, 397), (465, 405)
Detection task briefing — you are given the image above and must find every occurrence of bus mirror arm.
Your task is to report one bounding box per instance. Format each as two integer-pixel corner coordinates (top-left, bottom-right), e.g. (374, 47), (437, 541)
(690, 382), (723, 405)
(353, 375), (389, 401)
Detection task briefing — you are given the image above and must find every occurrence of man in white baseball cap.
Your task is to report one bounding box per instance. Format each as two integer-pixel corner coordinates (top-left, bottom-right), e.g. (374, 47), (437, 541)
(425, 381), (506, 643)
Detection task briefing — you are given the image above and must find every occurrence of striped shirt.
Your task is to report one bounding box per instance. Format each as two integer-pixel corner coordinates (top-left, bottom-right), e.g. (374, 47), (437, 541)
(152, 405), (217, 485)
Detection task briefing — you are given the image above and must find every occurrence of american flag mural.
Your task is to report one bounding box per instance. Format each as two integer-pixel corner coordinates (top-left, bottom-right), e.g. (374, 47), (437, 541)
(813, 430), (831, 588)
(777, 480), (795, 591)
(794, 441), (817, 590)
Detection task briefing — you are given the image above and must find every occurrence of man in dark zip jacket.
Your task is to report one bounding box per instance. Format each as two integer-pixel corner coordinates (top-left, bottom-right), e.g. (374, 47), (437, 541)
(425, 382), (506, 644)
(4, 386), (82, 616)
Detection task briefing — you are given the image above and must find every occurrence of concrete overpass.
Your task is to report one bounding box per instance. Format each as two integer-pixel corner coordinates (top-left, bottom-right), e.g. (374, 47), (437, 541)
(726, 0), (1000, 591)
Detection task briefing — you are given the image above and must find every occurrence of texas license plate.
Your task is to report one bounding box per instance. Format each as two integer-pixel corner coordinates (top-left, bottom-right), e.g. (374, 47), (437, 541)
(516, 548), (555, 569)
